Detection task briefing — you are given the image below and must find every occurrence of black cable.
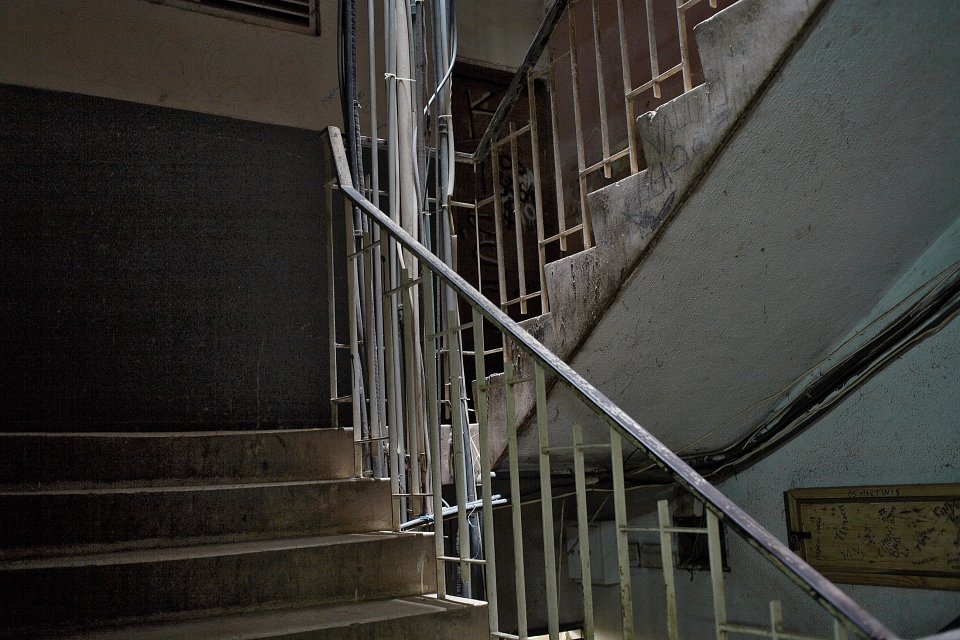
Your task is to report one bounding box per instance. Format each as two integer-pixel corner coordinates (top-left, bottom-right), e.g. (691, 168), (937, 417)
(607, 265), (960, 488)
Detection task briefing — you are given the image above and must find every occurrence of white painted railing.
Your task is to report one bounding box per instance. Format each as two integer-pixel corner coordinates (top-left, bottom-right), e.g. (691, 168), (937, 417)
(323, 1), (960, 638)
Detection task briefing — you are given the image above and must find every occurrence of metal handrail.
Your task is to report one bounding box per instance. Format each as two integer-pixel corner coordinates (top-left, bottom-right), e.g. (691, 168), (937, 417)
(470, 0), (570, 162)
(325, 125), (896, 640)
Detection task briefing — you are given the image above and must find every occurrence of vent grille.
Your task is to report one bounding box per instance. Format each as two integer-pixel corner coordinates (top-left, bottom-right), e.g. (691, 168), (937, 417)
(154, 0), (319, 34)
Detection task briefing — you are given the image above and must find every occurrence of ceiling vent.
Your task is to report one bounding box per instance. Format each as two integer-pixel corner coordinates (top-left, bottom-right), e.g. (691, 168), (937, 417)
(153, 0), (319, 34)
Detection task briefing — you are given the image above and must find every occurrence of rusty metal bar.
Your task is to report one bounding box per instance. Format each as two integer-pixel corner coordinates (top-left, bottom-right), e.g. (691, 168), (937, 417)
(528, 73), (551, 313)
(677, 0), (693, 92)
(646, 0), (663, 98)
(568, 5), (594, 248)
(573, 423), (596, 639)
(616, 0), (640, 173)
(505, 362), (529, 639)
(708, 509), (729, 640)
(547, 63), (568, 252)
(658, 500), (680, 640)
(591, 0), (611, 179)
(495, 123), (534, 147)
(611, 431), (634, 639)
(473, 308), (500, 632)
(492, 141), (509, 309)
(536, 364), (560, 640)
(509, 123), (529, 315)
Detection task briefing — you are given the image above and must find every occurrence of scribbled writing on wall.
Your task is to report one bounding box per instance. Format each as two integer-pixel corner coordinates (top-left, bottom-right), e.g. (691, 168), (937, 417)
(786, 484), (960, 590)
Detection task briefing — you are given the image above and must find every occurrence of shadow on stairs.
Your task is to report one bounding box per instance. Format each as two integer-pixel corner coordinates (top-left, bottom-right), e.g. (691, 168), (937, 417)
(0, 429), (486, 639)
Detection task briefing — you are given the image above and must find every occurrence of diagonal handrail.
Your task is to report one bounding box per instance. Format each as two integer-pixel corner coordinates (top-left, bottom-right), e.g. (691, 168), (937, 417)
(470, 0), (569, 162)
(326, 125), (896, 640)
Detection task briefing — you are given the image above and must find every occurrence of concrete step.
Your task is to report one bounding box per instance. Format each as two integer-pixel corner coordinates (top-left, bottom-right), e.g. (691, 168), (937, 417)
(0, 429), (355, 488)
(0, 533), (436, 635)
(0, 478), (392, 559)
(24, 596), (488, 639)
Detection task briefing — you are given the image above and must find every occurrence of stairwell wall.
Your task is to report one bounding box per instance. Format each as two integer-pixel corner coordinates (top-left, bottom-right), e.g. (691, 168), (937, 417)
(591, 214), (960, 639)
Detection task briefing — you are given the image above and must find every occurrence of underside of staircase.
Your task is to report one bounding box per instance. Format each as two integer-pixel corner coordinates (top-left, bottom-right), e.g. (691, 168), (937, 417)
(485, 0), (960, 476)
(0, 430), (487, 639)
(483, 0), (827, 468)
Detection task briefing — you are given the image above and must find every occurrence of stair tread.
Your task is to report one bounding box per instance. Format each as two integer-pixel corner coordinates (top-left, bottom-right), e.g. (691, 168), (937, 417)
(0, 532), (427, 570)
(0, 428), (343, 438)
(25, 596), (484, 639)
(0, 477), (384, 495)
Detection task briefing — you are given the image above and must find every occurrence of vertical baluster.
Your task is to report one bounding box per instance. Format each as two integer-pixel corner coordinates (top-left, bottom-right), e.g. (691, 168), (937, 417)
(448, 300), (472, 597)
(345, 203), (364, 477)
(547, 60), (567, 252)
(591, 0), (612, 179)
(833, 619), (849, 640)
(645, 0), (662, 99)
(383, 239), (402, 528)
(610, 431), (634, 639)
(535, 365), (560, 640)
(368, 0), (379, 210)
(616, 0), (640, 173)
(707, 510), (728, 640)
(326, 181), (339, 428)
(423, 268), (446, 598)
(573, 424), (595, 639)
(568, 5), (594, 248)
(472, 309), (499, 631)
(367, 3), (388, 480)
(676, 0), (693, 92)
(509, 123), (528, 315)
(388, 238), (407, 508)
(491, 141), (509, 310)
(770, 600), (784, 640)
(474, 198), (483, 293)
(362, 228), (384, 477)
(527, 74), (550, 313)
(505, 362), (528, 638)
(402, 267), (421, 519)
(658, 500), (680, 640)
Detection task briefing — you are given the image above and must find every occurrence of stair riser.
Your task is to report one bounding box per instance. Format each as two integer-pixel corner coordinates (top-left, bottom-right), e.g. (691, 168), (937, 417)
(264, 605), (488, 640)
(0, 480), (391, 558)
(0, 430), (355, 487)
(0, 534), (435, 631)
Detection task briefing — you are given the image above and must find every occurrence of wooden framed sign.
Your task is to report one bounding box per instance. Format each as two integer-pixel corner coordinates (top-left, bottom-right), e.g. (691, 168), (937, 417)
(785, 484), (960, 590)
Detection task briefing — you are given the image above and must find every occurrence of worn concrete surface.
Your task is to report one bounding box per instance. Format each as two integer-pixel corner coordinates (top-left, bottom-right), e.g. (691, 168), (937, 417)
(0, 428), (462, 638)
(50, 596), (488, 640)
(0, 478), (391, 558)
(512, 0), (960, 468)
(483, 0), (825, 467)
(0, 532), (435, 632)
(592, 218), (960, 639)
(0, 429), (356, 488)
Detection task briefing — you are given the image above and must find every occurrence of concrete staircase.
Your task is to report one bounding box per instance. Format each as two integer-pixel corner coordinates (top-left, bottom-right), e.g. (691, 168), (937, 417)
(483, 0), (827, 466)
(0, 430), (487, 639)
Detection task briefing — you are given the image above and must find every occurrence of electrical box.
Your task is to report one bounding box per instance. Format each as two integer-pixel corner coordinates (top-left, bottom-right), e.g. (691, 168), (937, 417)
(566, 521), (639, 585)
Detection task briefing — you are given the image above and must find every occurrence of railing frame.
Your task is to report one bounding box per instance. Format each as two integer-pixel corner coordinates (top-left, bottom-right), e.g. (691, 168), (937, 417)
(326, 125), (901, 640)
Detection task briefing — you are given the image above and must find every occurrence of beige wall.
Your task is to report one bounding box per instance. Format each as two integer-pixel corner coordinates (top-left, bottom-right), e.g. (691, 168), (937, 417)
(0, 0), (346, 130)
(456, 0), (544, 72)
(0, 0), (542, 130)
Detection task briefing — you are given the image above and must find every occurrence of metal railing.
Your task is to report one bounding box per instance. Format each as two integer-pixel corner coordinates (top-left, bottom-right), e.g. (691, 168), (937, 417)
(457, 0), (733, 319)
(319, 126), (960, 640)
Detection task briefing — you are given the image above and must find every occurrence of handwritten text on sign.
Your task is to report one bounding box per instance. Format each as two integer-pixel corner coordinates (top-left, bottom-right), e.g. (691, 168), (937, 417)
(786, 484), (960, 590)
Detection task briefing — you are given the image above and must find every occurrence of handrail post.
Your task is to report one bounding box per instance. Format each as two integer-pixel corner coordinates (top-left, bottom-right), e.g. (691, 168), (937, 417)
(324, 126), (900, 640)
